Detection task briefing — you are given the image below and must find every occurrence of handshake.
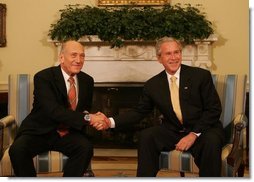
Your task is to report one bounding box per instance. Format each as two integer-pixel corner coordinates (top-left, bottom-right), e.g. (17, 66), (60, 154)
(89, 112), (111, 131)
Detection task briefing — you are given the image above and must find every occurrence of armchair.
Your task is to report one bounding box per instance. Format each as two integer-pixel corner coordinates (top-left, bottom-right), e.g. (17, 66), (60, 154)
(0, 74), (93, 176)
(159, 74), (248, 177)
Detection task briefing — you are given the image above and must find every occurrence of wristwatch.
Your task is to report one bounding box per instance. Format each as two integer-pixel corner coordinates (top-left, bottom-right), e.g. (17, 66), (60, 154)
(84, 111), (91, 122)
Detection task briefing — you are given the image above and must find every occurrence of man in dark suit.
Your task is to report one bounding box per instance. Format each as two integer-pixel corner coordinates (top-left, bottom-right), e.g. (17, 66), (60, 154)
(91, 37), (225, 177)
(9, 40), (101, 177)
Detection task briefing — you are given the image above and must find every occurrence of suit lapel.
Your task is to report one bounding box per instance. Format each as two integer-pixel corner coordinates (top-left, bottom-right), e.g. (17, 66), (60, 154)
(53, 66), (68, 102)
(53, 66), (88, 111)
(76, 73), (86, 110)
(179, 65), (192, 122)
(158, 71), (174, 114)
(179, 65), (191, 100)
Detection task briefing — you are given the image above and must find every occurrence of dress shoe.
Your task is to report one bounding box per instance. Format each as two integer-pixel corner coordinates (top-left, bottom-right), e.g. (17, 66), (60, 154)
(83, 170), (95, 177)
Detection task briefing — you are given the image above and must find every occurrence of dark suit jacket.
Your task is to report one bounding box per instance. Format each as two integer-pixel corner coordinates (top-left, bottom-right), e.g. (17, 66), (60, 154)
(114, 64), (222, 134)
(17, 66), (94, 137)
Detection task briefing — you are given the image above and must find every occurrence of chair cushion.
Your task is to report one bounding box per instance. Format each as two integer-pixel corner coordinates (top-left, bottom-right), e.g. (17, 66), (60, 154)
(159, 150), (198, 174)
(159, 144), (234, 176)
(0, 148), (68, 176)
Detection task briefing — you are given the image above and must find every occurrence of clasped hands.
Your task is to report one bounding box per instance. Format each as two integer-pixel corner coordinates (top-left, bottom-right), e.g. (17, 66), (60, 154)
(90, 112), (111, 130)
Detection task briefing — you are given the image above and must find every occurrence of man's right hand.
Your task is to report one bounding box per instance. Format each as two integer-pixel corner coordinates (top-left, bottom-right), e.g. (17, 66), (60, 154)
(90, 112), (111, 130)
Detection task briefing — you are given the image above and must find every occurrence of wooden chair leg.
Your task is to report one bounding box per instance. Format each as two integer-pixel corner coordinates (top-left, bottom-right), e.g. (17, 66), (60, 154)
(180, 171), (185, 177)
(237, 162), (245, 177)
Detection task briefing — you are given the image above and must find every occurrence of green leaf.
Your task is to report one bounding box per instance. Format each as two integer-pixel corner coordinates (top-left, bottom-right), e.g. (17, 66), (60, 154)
(48, 4), (214, 48)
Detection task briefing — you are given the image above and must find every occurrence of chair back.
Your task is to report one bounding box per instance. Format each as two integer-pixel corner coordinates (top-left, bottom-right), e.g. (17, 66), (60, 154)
(6, 74), (69, 174)
(8, 74), (34, 127)
(212, 74), (247, 144)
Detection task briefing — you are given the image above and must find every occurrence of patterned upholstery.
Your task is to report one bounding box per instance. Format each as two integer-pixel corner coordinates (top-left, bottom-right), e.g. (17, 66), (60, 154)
(159, 74), (248, 177)
(0, 74), (91, 176)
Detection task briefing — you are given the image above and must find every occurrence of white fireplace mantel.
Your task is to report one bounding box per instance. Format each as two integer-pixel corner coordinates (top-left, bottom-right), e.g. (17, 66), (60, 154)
(51, 34), (218, 83)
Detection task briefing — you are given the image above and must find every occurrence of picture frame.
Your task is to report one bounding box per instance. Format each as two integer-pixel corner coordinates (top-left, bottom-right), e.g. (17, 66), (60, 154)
(98, 0), (170, 6)
(0, 3), (6, 47)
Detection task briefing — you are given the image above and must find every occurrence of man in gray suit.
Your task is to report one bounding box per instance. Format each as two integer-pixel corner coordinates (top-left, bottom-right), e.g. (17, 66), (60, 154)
(91, 37), (225, 177)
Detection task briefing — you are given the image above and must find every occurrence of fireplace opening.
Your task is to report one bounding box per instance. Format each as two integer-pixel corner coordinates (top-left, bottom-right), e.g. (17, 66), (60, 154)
(88, 83), (161, 149)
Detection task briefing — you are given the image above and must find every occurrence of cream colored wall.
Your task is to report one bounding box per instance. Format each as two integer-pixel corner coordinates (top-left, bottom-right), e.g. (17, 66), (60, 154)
(0, 0), (249, 91)
(173, 0), (249, 76)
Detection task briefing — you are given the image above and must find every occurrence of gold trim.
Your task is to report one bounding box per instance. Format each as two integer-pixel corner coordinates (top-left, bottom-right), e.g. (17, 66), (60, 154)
(98, 0), (169, 6)
(0, 3), (6, 47)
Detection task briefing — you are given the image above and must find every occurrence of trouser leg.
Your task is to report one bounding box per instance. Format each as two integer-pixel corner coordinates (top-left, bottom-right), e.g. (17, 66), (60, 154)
(136, 126), (180, 177)
(137, 130), (159, 177)
(9, 135), (50, 177)
(191, 127), (224, 177)
(53, 132), (93, 177)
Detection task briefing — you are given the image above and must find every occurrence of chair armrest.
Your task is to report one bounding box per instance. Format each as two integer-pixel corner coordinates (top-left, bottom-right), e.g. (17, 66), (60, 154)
(227, 113), (248, 168)
(0, 115), (15, 128)
(0, 115), (16, 159)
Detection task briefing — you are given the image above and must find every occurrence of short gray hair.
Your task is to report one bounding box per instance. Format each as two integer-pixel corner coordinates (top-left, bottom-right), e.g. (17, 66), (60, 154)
(155, 37), (182, 56)
(60, 39), (79, 53)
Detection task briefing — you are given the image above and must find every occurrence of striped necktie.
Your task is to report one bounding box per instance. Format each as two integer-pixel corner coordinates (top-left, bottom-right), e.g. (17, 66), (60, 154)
(57, 76), (77, 137)
(68, 76), (77, 110)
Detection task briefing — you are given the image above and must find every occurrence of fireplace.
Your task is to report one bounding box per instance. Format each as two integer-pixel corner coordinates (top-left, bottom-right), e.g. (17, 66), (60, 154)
(88, 83), (161, 149)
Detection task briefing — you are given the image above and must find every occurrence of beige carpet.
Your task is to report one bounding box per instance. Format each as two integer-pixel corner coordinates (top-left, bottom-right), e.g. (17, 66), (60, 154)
(94, 169), (197, 177)
(37, 169), (197, 177)
(38, 169), (249, 177)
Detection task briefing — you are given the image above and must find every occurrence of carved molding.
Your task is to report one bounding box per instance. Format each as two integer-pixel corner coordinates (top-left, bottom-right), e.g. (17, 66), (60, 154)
(98, 0), (169, 6)
(50, 34), (218, 82)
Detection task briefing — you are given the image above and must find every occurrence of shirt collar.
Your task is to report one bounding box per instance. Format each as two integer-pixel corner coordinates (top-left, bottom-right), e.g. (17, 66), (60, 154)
(166, 66), (181, 80)
(61, 68), (77, 84)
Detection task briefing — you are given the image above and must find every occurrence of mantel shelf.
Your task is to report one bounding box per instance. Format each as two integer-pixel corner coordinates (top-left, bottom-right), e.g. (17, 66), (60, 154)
(49, 34), (218, 47)
(49, 34), (218, 83)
